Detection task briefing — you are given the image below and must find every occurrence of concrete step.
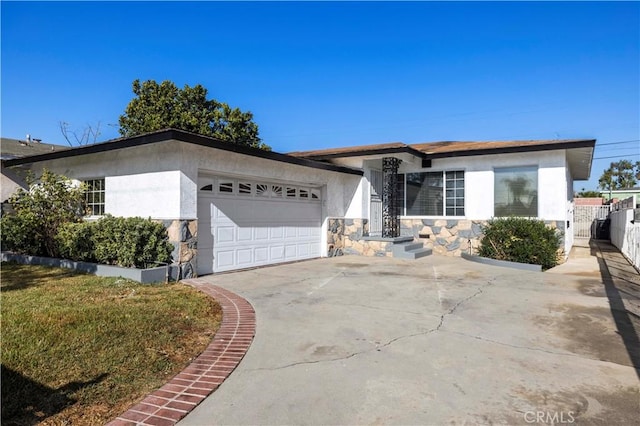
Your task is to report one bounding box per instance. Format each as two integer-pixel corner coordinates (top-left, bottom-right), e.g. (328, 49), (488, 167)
(391, 241), (423, 256)
(391, 241), (432, 259)
(395, 247), (432, 260)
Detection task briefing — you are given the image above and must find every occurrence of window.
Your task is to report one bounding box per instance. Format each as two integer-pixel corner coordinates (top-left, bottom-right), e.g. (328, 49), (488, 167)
(84, 178), (105, 216)
(494, 166), (537, 217)
(445, 171), (465, 216)
(219, 181), (233, 193)
(256, 183), (269, 196)
(400, 171), (464, 216)
(239, 182), (252, 195)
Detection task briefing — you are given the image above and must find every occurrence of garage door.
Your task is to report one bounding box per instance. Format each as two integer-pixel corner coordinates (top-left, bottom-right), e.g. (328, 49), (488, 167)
(197, 175), (322, 274)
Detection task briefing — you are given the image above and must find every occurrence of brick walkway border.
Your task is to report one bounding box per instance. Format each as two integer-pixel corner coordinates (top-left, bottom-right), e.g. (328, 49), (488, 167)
(107, 280), (255, 426)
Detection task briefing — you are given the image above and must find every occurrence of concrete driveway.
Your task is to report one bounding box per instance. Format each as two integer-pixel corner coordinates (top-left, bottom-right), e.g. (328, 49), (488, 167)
(180, 252), (639, 425)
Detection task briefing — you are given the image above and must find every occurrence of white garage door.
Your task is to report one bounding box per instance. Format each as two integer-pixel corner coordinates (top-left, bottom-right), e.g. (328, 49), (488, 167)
(197, 176), (322, 274)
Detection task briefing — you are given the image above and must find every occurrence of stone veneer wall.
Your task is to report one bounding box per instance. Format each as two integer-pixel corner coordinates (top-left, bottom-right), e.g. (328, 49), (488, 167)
(400, 219), (565, 257)
(329, 217), (565, 258)
(328, 218), (393, 256)
(164, 219), (197, 279)
(400, 219), (485, 256)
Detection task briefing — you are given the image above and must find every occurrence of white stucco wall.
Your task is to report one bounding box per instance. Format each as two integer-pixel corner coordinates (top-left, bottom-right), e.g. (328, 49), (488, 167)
(1, 166), (27, 202)
(610, 208), (640, 270)
(106, 171), (186, 219)
(179, 143), (362, 219)
(395, 149), (569, 221)
(564, 162), (575, 254)
(27, 141), (362, 224)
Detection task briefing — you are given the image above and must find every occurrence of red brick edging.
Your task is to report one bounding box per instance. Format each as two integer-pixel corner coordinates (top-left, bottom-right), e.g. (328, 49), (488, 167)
(107, 280), (255, 426)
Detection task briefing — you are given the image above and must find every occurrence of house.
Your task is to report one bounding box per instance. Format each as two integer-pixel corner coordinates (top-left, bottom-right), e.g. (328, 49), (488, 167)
(1, 137), (69, 203)
(1, 128), (595, 276)
(574, 197), (604, 206)
(601, 187), (640, 207)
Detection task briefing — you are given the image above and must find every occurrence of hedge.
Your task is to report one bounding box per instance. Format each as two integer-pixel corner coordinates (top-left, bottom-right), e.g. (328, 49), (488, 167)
(477, 217), (561, 270)
(56, 215), (174, 269)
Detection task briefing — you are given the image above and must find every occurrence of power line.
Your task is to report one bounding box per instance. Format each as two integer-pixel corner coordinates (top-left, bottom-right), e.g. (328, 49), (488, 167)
(596, 146), (640, 152)
(597, 139), (640, 146)
(593, 153), (640, 160)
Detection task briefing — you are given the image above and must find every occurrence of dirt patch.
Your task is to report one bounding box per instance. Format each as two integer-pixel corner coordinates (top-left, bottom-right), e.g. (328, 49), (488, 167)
(334, 263), (368, 268)
(577, 280), (607, 297)
(535, 304), (639, 367)
(503, 385), (639, 425)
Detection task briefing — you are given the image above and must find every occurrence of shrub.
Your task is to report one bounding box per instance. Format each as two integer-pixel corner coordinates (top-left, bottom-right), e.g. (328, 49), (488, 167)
(56, 215), (174, 269)
(477, 217), (561, 270)
(56, 221), (96, 263)
(1, 170), (86, 257)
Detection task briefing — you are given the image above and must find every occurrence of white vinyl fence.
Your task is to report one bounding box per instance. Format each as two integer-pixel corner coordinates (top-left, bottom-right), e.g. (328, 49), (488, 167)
(574, 205), (610, 238)
(609, 196), (640, 271)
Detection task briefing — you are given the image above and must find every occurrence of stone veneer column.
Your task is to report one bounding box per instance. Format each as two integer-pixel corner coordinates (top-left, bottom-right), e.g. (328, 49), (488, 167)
(382, 157), (402, 238)
(165, 219), (198, 279)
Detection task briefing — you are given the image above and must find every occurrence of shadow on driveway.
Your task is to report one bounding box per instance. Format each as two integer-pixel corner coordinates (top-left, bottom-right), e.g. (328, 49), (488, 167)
(591, 240), (640, 379)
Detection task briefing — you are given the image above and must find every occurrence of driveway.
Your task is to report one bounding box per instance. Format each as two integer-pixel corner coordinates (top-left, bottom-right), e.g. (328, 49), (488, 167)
(180, 252), (639, 425)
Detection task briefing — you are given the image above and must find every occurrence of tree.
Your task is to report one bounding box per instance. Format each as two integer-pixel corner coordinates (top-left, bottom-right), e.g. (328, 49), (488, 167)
(59, 121), (102, 146)
(576, 189), (602, 198)
(0, 170), (86, 257)
(598, 160), (639, 191)
(118, 79), (270, 150)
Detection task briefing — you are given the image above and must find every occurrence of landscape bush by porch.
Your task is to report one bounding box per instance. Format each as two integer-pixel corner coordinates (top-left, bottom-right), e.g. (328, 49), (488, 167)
(478, 217), (561, 270)
(57, 215), (174, 269)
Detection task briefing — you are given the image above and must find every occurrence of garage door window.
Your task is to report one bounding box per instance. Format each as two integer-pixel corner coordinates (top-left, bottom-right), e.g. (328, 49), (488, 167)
(219, 181), (233, 193)
(239, 182), (252, 195)
(256, 184), (269, 196)
(199, 176), (320, 202)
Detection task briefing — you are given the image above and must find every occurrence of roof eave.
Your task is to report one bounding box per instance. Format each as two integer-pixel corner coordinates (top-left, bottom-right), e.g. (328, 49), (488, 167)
(2, 129), (363, 177)
(297, 145), (427, 161)
(421, 139), (596, 159)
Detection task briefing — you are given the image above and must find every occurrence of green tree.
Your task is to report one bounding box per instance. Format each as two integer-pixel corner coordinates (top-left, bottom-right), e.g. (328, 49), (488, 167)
(1, 170), (86, 257)
(598, 160), (639, 191)
(118, 79), (270, 150)
(576, 189), (602, 198)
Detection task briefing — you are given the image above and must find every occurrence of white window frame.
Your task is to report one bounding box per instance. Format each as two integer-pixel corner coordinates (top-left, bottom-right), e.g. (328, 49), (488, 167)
(84, 178), (105, 217)
(400, 170), (466, 218)
(493, 166), (539, 218)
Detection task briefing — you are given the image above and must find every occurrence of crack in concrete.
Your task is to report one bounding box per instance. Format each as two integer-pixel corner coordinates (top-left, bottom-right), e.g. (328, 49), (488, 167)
(250, 279), (494, 372)
(329, 301), (441, 317)
(377, 278), (494, 349)
(441, 329), (640, 371)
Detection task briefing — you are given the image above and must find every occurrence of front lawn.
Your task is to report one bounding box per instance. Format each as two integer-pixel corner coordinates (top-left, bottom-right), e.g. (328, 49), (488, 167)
(1, 263), (222, 425)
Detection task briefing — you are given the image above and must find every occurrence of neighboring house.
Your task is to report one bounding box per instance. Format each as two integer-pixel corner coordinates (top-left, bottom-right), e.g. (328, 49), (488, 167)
(1, 137), (69, 202)
(601, 187), (640, 207)
(1, 128), (595, 276)
(574, 197), (604, 206)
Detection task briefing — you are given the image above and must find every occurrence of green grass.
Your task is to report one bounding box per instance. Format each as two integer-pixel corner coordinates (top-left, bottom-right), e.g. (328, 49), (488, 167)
(1, 263), (222, 425)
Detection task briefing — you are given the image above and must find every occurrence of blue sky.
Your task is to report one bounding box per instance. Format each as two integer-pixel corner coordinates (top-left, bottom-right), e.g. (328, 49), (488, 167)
(2, 1), (639, 191)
